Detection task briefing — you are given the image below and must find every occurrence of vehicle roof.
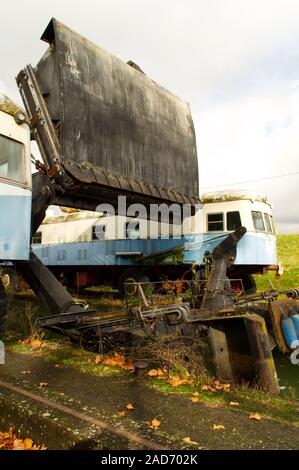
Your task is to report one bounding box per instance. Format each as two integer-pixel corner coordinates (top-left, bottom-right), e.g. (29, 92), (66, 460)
(43, 210), (104, 225)
(0, 93), (25, 118)
(201, 190), (272, 207)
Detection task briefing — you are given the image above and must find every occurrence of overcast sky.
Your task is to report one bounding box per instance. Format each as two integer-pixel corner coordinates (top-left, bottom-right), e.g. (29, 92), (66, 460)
(1, 0), (299, 233)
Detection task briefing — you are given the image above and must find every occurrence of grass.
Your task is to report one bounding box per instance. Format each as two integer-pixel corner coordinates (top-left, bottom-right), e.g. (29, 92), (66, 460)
(255, 233), (299, 291)
(7, 339), (127, 377)
(146, 377), (299, 427)
(6, 336), (299, 426)
(4, 233), (299, 428)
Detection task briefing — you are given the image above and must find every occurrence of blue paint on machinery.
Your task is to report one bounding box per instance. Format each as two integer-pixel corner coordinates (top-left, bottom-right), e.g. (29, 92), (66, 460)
(32, 231), (276, 268)
(289, 310), (299, 338)
(281, 314), (299, 349)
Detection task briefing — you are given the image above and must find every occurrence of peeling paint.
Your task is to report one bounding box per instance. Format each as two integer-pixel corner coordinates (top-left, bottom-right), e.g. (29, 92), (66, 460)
(65, 53), (81, 79)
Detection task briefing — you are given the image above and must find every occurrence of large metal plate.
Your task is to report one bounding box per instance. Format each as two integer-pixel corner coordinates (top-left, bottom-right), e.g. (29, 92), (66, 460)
(33, 18), (199, 206)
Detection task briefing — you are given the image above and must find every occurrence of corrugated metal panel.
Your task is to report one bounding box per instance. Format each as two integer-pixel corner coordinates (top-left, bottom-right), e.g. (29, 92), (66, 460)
(25, 18), (199, 208)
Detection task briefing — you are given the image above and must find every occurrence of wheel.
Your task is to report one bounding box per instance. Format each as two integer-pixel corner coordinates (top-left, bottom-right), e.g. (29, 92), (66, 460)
(241, 274), (257, 295)
(117, 269), (150, 297)
(0, 279), (7, 337)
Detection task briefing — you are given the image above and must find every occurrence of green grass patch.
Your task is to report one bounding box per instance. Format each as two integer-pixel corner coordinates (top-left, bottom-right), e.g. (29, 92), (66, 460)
(255, 233), (299, 291)
(7, 339), (126, 377)
(146, 377), (299, 426)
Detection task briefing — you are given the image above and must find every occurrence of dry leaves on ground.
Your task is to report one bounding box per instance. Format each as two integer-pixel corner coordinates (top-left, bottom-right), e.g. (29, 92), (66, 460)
(21, 370), (31, 375)
(147, 369), (165, 377)
(214, 380), (231, 391)
(0, 428), (46, 450)
(39, 382), (48, 388)
(150, 419), (161, 430)
(249, 413), (262, 421)
(126, 403), (135, 410)
(102, 353), (134, 371)
(213, 424), (225, 430)
(190, 397), (200, 403)
(22, 337), (46, 349)
(229, 402), (240, 407)
(95, 355), (102, 365)
(114, 411), (126, 417)
(183, 437), (199, 446)
(201, 380), (231, 393)
(167, 373), (194, 387)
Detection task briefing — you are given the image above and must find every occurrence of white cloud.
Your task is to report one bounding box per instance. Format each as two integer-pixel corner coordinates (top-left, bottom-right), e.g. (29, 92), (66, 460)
(197, 78), (299, 231)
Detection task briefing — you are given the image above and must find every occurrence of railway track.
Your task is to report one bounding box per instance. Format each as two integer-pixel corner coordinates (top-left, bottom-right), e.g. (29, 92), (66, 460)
(0, 379), (167, 450)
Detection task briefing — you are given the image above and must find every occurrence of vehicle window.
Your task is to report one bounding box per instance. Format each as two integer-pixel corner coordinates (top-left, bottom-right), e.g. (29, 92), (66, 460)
(252, 211), (265, 231)
(57, 249), (66, 261)
(207, 213), (224, 231)
(269, 215), (275, 233)
(0, 134), (26, 184)
(92, 224), (106, 240)
(41, 246), (48, 257)
(32, 231), (42, 244)
(227, 211), (241, 231)
(77, 249), (87, 260)
(126, 222), (140, 239)
(263, 213), (272, 233)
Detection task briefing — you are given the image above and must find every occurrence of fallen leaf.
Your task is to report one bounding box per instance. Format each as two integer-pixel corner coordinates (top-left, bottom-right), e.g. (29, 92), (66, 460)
(95, 355), (101, 365)
(22, 338), (46, 349)
(147, 369), (165, 377)
(150, 419), (161, 430)
(220, 383), (231, 391)
(39, 382), (48, 388)
(214, 380), (231, 391)
(183, 437), (199, 446)
(0, 428), (46, 450)
(126, 403), (134, 410)
(167, 374), (193, 387)
(249, 413), (262, 421)
(213, 424), (225, 430)
(115, 411), (126, 417)
(192, 391), (200, 396)
(190, 397), (200, 403)
(21, 370), (31, 375)
(103, 353), (125, 368)
(229, 402), (240, 407)
(102, 353), (134, 371)
(122, 363), (135, 371)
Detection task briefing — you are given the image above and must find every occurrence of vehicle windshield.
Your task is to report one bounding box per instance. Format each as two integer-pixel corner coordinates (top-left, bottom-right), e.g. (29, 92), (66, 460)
(251, 211), (265, 231)
(263, 213), (273, 233)
(0, 134), (26, 184)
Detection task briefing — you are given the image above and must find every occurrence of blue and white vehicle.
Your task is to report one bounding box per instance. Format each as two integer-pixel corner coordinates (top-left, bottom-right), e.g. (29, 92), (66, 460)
(32, 190), (277, 293)
(0, 94), (31, 262)
(0, 93), (31, 331)
(0, 95), (277, 296)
